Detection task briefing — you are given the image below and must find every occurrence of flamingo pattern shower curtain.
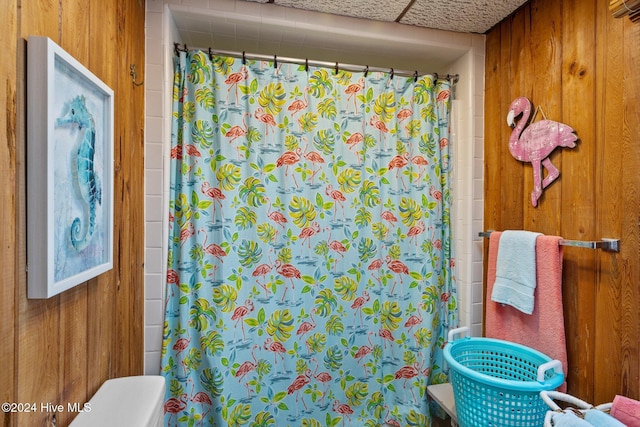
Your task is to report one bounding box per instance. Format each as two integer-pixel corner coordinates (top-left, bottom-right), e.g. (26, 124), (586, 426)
(161, 49), (458, 427)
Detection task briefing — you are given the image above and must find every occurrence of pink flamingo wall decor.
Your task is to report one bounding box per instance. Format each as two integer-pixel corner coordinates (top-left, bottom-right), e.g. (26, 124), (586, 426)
(507, 97), (578, 207)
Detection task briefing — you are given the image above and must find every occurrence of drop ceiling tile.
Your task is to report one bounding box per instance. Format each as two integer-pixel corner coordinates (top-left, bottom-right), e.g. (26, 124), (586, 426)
(401, 0), (527, 33)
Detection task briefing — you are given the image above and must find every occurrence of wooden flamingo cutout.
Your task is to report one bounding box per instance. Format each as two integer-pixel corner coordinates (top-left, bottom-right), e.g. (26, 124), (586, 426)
(507, 97), (578, 207)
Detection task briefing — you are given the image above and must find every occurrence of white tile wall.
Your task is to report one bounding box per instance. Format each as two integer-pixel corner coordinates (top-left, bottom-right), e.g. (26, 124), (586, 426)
(143, 0), (486, 374)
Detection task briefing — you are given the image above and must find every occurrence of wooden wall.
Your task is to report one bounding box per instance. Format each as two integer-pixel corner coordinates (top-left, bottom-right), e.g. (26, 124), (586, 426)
(1, 1), (145, 426)
(485, 0), (640, 403)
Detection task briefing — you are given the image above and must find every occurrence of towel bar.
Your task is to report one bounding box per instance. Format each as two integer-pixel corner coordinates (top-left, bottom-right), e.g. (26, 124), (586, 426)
(478, 231), (620, 253)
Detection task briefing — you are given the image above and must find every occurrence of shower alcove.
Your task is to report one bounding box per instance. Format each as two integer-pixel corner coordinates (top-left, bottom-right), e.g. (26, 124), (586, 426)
(143, 0), (485, 373)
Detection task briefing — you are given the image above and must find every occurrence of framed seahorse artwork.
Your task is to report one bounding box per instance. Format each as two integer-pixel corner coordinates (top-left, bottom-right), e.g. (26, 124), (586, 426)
(26, 36), (114, 298)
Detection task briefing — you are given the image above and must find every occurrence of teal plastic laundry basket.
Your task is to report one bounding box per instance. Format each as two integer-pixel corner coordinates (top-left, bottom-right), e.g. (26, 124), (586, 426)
(443, 327), (564, 427)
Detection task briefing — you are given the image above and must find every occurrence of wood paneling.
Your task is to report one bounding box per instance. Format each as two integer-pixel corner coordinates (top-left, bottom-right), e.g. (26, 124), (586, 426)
(1, 1), (145, 426)
(484, 0), (640, 402)
(0, 0), (17, 425)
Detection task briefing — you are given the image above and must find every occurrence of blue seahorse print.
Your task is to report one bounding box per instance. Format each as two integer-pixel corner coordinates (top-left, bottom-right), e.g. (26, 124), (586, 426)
(56, 95), (102, 251)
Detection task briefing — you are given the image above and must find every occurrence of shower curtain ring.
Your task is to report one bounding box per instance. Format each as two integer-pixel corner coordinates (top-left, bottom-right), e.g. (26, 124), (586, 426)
(242, 51), (246, 65)
(305, 58), (309, 72)
(413, 70), (418, 82)
(364, 65), (369, 77)
(390, 68), (394, 79)
(274, 55), (277, 68)
(335, 62), (339, 75)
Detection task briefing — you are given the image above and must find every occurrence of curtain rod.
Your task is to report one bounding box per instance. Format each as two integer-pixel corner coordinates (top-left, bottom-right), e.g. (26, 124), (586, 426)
(173, 43), (459, 84)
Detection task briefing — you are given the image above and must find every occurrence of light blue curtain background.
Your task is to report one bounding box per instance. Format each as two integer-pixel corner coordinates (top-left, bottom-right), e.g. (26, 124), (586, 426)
(161, 49), (458, 427)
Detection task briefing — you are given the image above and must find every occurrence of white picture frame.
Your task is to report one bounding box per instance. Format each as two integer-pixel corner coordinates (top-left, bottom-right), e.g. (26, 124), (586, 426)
(27, 36), (114, 298)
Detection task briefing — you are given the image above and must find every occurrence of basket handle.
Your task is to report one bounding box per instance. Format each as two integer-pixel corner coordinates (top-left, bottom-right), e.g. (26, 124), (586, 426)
(537, 359), (563, 382)
(540, 390), (592, 410)
(447, 326), (469, 343)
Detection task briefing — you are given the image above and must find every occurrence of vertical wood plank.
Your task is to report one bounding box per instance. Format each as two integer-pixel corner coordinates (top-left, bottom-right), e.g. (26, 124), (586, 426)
(619, 17), (640, 400)
(17, 0), (63, 425)
(503, 7), (526, 229)
(113, 0), (144, 378)
(57, 2), (91, 425)
(561, 0), (598, 401)
(484, 0), (640, 402)
(86, 0), (119, 397)
(0, 1), (17, 426)
(525, 0), (562, 228)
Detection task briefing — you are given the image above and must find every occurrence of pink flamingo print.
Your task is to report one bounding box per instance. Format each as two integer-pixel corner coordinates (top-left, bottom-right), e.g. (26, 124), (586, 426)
(179, 222), (195, 247)
(170, 144), (183, 160)
(235, 344), (259, 397)
(397, 108), (413, 137)
(166, 269), (180, 296)
(288, 87), (308, 117)
(345, 77), (365, 113)
(252, 262), (272, 297)
(332, 400), (354, 426)
(266, 204), (288, 229)
(224, 112), (249, 158)
(411, 154), (428, 181)
(404, 302), (423, 331)
(378, 328), (395, 349)
(354, 331), (375, 376)
(370, 115), (389, 148)
(299, 221), (321, 249)
(367, 258), (384, 285)
(303, 151), (325, 184)
(325, 184), (346, 220)
(436, 88), (450, 115)
(287, 369), (312, 413)
(231, 299), (254, 341)
(351, 290), (370, 326)
(275, 260), (301, 302)
(184, 144), (201, 158)
(264, 337), (287, 369)
(507, 96), (578, 206)
(225, 66), (248, 104)
(388, 152), (410, 190)
(311, 357), (332, 405)
(296, 307), (316, 337)
(254, 107), (276, 136)
(384, 405), (402, 427)
(201, 182), (225, 217)
(429, 185), (442, 201)
(345, 132), (364, 162)
(275, 147), (301, 188)
(190, 390), (212, 416)
(164, 394), (187, 425)
(198, 229), (226, 268)
(386, 256), (409, 295)
(172, 336), (191, 354)
(380, 210), (398, 228)
(394, 361), (422, 400)
(407, 220), (426, 246)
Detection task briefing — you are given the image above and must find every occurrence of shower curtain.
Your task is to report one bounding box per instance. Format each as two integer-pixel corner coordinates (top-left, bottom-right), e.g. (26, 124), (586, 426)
(161, 49), (458, 427)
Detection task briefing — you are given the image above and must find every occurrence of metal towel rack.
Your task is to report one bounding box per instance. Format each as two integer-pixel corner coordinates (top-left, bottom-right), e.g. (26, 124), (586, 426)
(478, 231), (620, 253)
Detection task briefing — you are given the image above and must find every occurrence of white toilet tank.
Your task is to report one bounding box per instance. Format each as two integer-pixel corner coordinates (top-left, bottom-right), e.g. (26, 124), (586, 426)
(69, 375), (165, 427)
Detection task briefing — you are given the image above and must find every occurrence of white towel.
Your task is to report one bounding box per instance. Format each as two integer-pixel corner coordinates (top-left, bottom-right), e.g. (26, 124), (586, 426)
(490, 230), (541, 314)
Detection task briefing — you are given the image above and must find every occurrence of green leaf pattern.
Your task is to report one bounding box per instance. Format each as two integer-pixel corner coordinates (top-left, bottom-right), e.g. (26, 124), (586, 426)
(163, 51), (457, 427)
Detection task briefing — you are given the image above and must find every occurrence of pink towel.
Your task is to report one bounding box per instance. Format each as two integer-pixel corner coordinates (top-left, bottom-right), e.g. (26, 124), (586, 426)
(611, 395), (640, 426)
(485, 231), (568, 392)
